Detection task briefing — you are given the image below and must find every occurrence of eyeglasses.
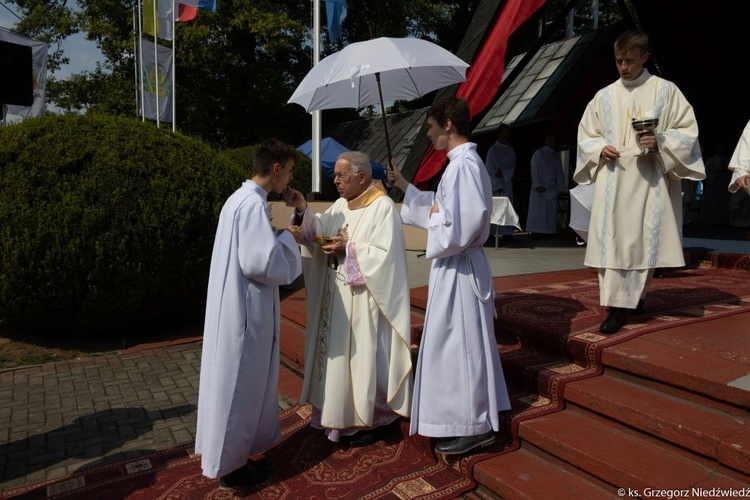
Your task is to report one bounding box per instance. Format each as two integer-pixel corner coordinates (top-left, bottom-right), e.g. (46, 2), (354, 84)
(333, 170), (360, 180)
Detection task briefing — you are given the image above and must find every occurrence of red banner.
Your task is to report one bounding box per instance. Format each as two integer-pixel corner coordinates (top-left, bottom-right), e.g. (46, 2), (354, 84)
(412, 0), (547, 189)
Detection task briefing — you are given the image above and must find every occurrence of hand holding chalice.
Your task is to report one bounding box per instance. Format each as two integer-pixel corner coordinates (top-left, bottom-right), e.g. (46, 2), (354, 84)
(631, 117), (659, 156)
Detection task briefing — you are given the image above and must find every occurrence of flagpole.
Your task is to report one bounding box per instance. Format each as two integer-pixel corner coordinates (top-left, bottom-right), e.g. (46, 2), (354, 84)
(132, 7), (139, 117)
(172, 1), (176, 132)
(138, 0), (145, 120)
(152, 0), (160, 128)
(311, 0), (321, 195)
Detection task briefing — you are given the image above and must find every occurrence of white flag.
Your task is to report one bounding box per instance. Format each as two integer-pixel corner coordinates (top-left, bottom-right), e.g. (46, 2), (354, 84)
(0, 29), (49, 119)
(141, 37), (173, 122)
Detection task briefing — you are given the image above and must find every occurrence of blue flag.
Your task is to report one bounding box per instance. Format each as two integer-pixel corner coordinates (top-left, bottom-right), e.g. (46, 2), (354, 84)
(325, 0), (347, 41)
(198, 0), (216, 12)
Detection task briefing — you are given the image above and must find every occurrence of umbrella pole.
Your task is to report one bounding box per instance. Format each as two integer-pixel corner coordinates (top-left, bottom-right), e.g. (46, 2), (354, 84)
(376, 72), (395, 190)
(375, 73), (393, 164)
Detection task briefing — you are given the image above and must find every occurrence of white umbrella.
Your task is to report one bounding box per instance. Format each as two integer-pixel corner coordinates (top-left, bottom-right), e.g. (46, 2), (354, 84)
(288, 37), (469, 162)
(569, 184), (595, 243)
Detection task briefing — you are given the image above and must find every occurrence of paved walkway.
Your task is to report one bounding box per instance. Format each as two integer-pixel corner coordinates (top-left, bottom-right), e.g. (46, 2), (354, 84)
(0, 229), (745, 494)
(0, 342), (206, 492)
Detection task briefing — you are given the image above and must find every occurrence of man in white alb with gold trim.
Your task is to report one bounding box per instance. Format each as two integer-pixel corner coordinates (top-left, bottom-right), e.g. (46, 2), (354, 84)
(575, 29), (705, 334)
(286, 151), (413, 447)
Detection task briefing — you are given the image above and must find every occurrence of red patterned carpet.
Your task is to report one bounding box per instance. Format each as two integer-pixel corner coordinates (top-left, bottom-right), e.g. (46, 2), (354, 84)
(1, 405), (474, 499)
(5, 252), (748, 499)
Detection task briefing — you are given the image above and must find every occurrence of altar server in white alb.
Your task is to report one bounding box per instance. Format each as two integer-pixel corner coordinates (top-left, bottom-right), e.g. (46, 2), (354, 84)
(484, 123), (517, 239)
(526, 133), (568, 235)
(285, 151), (413, 448)
(195, 139), (302, 490)
(728, 119), (750, 195)
(575, 29), (705, 335)
(387, 96), (511, 456)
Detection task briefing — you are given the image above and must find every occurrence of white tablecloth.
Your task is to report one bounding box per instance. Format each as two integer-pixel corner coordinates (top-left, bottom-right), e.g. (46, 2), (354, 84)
(491, 197), (520, 228)
(569, 185), (594, 242)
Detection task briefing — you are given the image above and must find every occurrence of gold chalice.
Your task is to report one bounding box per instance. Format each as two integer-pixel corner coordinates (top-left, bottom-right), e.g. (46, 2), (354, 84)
(313, 235), (337, 247)
(631, 117), (659, 156)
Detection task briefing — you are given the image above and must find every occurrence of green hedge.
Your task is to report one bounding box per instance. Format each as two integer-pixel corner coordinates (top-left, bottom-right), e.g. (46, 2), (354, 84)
(223, 144), (338, 201)
(0, 114), (244, 335)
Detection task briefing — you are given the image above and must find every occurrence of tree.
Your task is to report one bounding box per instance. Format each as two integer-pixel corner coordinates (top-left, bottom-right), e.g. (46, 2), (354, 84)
(5, 0), (79, 71)
(172, 0), (312, 147)
(4, 0), (485, 149)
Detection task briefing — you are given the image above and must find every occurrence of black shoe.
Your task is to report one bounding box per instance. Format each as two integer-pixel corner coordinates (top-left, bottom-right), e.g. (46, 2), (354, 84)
(219, 461), (275, 490)
(635, 300), (645, 315)
(599, 307), (628, 334)
(434, 430), (496, 455)
(347, 427), (387, 448)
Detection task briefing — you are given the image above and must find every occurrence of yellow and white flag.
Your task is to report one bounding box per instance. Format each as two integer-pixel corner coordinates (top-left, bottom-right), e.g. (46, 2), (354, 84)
(143, 0), (173, 40)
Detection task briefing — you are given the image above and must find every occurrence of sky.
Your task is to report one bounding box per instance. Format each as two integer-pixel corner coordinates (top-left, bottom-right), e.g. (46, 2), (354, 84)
(0, 1), (103, 81)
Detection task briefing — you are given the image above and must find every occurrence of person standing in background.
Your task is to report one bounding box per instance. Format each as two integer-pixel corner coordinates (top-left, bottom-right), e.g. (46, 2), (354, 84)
(526, 134), (568, 236)
(700, 140), (732, 225)
(484, 123), (517, 240)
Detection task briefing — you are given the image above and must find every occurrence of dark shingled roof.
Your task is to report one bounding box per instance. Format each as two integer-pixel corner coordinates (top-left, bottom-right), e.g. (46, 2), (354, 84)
(329, 108), (428, 169)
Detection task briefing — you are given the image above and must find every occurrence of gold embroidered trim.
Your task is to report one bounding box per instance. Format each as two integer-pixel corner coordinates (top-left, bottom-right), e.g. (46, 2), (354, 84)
(347, 182), (385, 210)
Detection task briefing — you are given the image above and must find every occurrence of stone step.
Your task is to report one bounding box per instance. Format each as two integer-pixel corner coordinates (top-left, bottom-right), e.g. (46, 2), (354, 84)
(516, 404), (749, 491)
(279, 315), (306, 375)
(278, 361), (303, 409)
(603, 313), (750, 408)
(472, 441), (615, 499)
(565, 369), (750, 475)
(277, 269), (750, 498)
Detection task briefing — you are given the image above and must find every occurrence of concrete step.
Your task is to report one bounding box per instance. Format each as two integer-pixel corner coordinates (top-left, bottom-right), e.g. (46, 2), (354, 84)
(278, 269), (750, 498)
(279, 316), (306, 376)
(499, 349), (579, 399)
(517, 404), (750, 491)
(565, 369), (750, 475)
(474, 312), (750, 498)
(473, 441), (615, 499)
(278, 361), (303, 409)
(603, 313), (750, 408)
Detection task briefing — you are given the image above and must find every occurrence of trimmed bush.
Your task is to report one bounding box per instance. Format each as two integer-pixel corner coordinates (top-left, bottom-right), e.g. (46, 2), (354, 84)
(223, 143), (338, 201)
(0, 114), (244, 336)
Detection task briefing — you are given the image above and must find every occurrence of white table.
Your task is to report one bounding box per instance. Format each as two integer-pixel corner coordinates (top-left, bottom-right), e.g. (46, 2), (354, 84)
(491, 197), (521, 248)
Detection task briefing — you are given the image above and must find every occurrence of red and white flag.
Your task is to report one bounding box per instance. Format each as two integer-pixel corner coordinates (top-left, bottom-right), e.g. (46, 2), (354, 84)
(143, 0), (198, 40)
(177, 0), (198, 21)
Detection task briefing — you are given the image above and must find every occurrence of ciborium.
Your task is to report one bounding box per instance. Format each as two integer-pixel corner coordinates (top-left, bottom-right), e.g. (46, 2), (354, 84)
(631, 117), (659, 156)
